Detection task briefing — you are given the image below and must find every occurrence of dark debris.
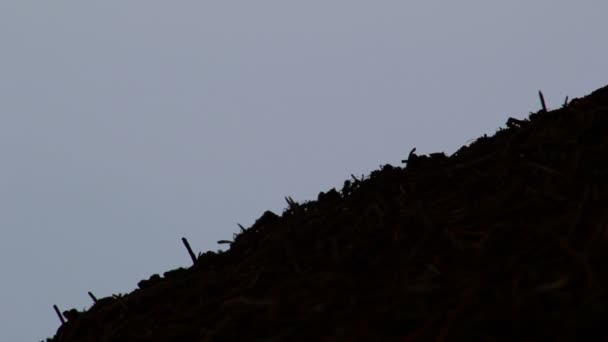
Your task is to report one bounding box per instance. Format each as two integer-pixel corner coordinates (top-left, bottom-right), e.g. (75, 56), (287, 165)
(48, 84), (608, 341)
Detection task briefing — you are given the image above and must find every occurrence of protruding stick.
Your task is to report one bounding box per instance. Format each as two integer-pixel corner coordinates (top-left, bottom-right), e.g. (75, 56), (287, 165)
(539, 90), (547, 112)
(88, 291), (98, 304)
(181, 237), (197, 264)
(401, 147), (417, 164)
(53, 305), (66, 325)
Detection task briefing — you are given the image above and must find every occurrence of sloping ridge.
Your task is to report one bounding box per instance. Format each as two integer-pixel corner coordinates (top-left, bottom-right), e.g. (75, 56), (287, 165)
(49, 85), (608, 341)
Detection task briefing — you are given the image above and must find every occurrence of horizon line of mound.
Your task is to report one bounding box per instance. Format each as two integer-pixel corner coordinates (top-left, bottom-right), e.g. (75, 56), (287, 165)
(48, 84), (608, 341)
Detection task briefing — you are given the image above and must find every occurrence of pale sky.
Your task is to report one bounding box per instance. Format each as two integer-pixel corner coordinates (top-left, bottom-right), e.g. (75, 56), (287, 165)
(0, 2), (606, 340)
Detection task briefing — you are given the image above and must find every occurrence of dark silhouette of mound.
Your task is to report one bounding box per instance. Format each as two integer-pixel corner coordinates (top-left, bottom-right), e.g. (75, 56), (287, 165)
(48, 85), (608, 341)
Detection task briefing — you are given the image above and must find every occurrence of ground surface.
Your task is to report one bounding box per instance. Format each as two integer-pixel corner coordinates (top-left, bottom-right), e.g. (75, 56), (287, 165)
(48, 84), (608, 341)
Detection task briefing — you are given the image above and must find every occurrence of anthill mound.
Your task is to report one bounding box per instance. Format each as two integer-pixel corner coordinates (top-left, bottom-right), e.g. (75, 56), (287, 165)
(48, 85), (608, 341)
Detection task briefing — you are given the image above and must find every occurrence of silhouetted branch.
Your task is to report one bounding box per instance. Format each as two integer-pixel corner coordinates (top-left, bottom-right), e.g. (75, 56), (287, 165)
(285, 196), (298, 210)
(88, 291), (98, 304)
(181, 237), (197, 264)
(53, 305), (66, 325)
(401, 147), (417, 164)
(539, 90), (547, 112)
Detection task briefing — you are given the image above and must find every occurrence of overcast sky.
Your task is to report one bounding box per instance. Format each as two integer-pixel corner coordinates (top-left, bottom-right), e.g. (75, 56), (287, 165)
(1, 2), (607, 340)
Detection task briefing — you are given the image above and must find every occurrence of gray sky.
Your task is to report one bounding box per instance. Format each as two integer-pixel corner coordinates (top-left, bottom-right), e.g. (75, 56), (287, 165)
(1, 2), (606, 340)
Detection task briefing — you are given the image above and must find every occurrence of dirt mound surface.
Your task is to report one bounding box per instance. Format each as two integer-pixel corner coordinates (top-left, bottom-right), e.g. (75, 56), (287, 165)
(48, 85), (608, 341)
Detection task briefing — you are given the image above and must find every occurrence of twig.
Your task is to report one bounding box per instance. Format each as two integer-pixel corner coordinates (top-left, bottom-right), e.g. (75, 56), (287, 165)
(285, 196), (298, 209)
(563, 95), (569, 107)
(88, 291), (98, 304)
(401, 147), (417, 164)
(533, 276), (570, 292)
(181, 237), (197, 264)
(53, 304), (66, 325)
(524, 161), (566, 177)
(217, 240), (233, 244)
(237, 223), (246, 233)
(539, 90), (547, 112)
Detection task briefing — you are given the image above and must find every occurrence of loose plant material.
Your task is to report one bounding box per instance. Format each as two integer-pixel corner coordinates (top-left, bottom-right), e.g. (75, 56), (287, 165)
(52, 305), (65, 325)
(181, 237), (197, 265)
(87, 292), (98, 304)
(48, 84), (608, 341)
